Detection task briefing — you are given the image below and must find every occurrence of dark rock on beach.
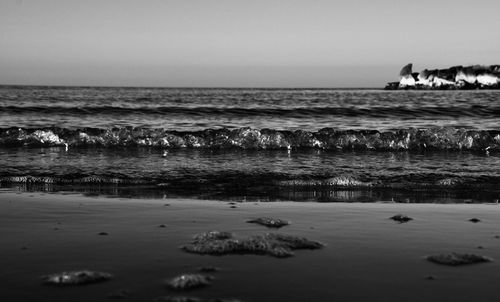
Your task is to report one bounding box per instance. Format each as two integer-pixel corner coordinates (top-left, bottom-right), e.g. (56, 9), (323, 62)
(198, 266), (219, 273)
(264, 233), (322, 249)
(153, 297), (202, 302)
(469, 218), (481, 223)
(181, 231), (324, 258)
(153, 297), (243, 302)
(426, 253), (492, 266)
(42, 270), (113, 285)
(389, 214), (413, 223)
(165, 274), (213, 290)
(247, 217), (290, 228)
(192, 231), (233, 242)
(106, 289), (130, 299)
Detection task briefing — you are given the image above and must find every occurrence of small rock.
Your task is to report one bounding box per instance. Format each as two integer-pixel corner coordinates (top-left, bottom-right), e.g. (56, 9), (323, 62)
(193, 231), (233, 242)
(164, 204), (171, 207)
(198, 266), (219, 273)
(43, 270), (113, 285)
(153, 297), (243, 302)
(228, 202), (237, 205)
(107, 289), (130, 299)
(424, 275), (436, 280)
(389, 214), (413, 223)
(21, 246), (28, 250)
(153, 297), (202, 302)
(159, 224), (167, 228)
(166, 274), (213, 290)
(495, 235), (500, 239)
(477, 246), (484, 249)
(98, 232), (109, 236)
(469, 218), (481, 223)
(426, 253), (492, 266)
(247, 217), (290, 228)
(230, 206), (237, 209)
(53, 227), (59, 230)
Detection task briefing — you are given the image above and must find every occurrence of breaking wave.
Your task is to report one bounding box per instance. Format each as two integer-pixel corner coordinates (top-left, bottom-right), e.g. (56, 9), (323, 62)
(1, 126), (499, 151)
(1, 173), (499, 189)
(1, 173), (499, 203)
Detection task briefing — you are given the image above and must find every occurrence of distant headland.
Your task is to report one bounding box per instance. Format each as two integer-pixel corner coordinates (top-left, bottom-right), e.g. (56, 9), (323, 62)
(385, 64), (500, 90)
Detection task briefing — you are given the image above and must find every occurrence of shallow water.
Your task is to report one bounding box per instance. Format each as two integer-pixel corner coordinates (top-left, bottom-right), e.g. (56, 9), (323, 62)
(1, 86), (499, 202)
(0, 147), (499, 202)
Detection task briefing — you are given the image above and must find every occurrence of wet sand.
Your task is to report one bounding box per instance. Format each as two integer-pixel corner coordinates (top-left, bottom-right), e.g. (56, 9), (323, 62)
(1, 191), (500, 302)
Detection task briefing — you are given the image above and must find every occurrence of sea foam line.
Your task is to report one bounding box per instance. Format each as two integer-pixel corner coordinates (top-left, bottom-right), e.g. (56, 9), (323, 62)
(0, 127), (499, 151)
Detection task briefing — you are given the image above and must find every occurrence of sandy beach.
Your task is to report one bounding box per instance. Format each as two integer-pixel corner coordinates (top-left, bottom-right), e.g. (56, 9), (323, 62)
(0, 191), (499, 302)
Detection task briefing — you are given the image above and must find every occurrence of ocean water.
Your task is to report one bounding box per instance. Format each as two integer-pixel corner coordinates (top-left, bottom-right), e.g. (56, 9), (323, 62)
(1, 86), (499, 202)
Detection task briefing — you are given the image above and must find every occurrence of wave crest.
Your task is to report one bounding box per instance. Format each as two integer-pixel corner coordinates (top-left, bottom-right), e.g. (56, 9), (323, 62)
(1, 127), (499, 151)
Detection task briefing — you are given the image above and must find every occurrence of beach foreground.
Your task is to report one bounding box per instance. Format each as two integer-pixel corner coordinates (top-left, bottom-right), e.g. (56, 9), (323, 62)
(1, 192), (500, 302)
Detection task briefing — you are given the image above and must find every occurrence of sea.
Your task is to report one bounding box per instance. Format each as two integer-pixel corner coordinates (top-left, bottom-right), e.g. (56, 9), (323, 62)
(1, 86), (499, 203)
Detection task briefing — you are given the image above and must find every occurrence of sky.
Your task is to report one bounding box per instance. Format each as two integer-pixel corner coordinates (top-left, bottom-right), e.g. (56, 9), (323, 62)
(1, 0), (499, 87)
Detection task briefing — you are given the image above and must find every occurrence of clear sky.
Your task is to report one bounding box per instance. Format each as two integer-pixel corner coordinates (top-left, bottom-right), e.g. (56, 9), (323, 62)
(1, 0), (499, 87)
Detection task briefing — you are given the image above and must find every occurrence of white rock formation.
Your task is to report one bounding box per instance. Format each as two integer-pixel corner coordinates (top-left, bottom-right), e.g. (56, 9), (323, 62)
(455, 71), (477, 84)
(477, 74), (499, 86)
(399, 76), (416, 87)
(432, 77), (455, 87)
(388, 64), (500, 89)
(398, 63), (416, 88)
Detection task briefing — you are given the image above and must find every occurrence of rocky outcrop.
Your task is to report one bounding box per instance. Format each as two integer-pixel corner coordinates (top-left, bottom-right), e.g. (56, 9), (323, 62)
(385, 63), (500, 90)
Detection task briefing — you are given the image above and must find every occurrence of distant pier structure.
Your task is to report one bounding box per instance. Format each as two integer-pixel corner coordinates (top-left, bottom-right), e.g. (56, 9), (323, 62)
(385, 63), (500, 90)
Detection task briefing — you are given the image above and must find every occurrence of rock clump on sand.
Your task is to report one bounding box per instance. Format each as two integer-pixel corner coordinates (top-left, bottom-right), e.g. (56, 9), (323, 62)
(426, 252), (492, 266)
(106, 289), (131, 299)
(153, 297), (203, 302)
(385, 63), (500, 90)
(389, 214), (413, 223)
(153, 297), (243, 302)
(181, 231), (324, 258)
(247, 217), (290, 228)
(166, 274), (213, 290)
(198, 266), (219, 273)
(42, 270), (112, 285)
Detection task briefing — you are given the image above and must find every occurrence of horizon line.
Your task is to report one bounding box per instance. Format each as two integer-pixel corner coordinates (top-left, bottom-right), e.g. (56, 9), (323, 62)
(0, 84), (383, 90)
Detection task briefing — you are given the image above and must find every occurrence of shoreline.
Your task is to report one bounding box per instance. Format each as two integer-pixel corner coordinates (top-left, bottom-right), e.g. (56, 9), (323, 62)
(2, 191), (500, 301)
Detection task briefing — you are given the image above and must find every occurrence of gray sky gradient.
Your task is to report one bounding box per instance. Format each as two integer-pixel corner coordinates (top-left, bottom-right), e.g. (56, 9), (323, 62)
(1, 0), (499, 87)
